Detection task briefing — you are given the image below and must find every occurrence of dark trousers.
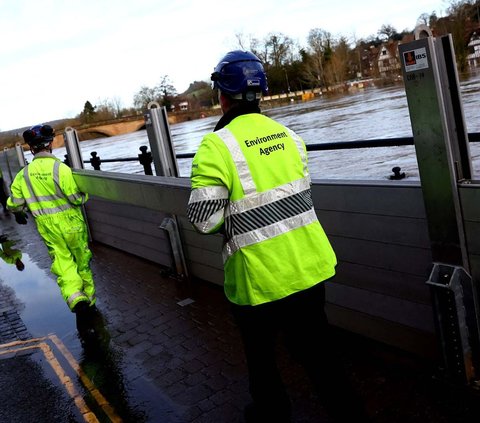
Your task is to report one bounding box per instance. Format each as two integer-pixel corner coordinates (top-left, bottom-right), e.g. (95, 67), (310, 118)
(231, 282), (367, 423)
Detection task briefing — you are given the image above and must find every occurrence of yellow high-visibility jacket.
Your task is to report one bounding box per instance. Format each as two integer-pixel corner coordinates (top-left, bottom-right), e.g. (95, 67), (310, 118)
(0, 240), (22, 265)
(188, 112), (337, 306)
(7, 152), (95, 310)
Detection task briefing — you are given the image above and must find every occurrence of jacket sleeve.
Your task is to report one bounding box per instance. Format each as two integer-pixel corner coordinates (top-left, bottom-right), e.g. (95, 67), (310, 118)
(187, 135), (230, 234)
(59, 163), (88, 206)
(6, 171), (27, 212)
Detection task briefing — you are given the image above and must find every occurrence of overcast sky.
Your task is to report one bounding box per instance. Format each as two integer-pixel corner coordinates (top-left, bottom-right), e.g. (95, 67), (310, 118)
(0, 0), (448, 131)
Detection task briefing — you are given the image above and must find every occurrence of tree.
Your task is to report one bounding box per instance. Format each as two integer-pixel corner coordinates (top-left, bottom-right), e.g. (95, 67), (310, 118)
(82, 101), (96, 124)
(303, 28), (334, 88)
(94, 98), (117, 121)
(133, 86), (160, 110)
(264, 33), (294, 67)
(444, 0), (476, 71)
(377, 24), (399, 42)
(417, 13), (431, 26)
(157, 75), (177, 111)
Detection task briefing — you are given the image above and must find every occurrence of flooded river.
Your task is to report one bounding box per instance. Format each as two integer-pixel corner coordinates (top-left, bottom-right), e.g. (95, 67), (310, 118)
(42, 71), (480, 181)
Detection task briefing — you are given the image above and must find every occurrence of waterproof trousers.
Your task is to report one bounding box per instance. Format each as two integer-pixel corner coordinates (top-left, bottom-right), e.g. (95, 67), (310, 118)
(35, 209), (95, 311)
(231, 282), (368, 423)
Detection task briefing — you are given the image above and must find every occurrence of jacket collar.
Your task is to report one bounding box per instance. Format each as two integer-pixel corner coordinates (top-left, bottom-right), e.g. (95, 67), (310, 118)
(214, 102), (261, 131)
(33, 151), (57, 160)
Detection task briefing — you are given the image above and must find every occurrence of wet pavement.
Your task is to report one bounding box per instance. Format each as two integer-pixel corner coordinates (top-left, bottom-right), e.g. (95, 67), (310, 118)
(1, 211), (480, 423)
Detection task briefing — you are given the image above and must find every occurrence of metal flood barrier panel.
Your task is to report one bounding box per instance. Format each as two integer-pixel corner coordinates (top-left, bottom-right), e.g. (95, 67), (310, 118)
(71, 168), (437, 357)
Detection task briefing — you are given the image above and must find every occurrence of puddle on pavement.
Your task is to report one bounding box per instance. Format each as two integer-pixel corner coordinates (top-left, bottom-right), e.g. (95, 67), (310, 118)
(0, 252), (149, 422)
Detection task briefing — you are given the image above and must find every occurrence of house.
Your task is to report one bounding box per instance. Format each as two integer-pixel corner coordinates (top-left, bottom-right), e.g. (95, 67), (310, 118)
(179, 101), (189, 111)
(467, 31), (480, 67)
(377, 41), (401, 78)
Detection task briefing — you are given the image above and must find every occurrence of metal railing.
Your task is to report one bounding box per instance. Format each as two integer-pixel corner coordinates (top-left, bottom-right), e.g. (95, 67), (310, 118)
(66, 132), (480, 176)
(64, 145), (154, 175)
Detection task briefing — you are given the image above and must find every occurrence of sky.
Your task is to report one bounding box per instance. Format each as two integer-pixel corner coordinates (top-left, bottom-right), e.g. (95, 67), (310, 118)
(0, 0), (449, 132)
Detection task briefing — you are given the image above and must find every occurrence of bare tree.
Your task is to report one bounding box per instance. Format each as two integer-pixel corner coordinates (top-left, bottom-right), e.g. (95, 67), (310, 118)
(133, 86), (160, 110)
(265, 33), (294, 67)
(304, 28), (333, 88)
(377, 24), (398, 42)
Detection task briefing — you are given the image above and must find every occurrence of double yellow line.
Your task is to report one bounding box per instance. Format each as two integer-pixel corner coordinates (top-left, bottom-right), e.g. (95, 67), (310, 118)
(0, 334), (122, 423)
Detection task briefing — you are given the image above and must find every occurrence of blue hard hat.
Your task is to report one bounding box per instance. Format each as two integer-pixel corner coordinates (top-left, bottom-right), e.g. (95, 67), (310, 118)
(23, 124), (55, 146)
(211, 50), (268, 100)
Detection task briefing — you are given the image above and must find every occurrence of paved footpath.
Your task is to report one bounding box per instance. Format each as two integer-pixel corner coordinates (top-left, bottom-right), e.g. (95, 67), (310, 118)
(1, 212), (480, 423)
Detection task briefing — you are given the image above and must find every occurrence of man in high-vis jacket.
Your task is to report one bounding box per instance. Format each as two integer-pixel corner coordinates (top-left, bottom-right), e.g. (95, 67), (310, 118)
(7, 124), (96, 315)
(187, 51), (368, 423)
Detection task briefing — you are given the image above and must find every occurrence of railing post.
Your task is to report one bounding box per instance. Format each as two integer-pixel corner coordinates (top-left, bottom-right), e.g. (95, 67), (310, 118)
(138, 146), (153, 175)
(90, 152), (102, 170)
(15, 143), (26, 168)
(63, 127), (84, 169)
(144, 101), (179, 177)
(1, 145), (25, 186)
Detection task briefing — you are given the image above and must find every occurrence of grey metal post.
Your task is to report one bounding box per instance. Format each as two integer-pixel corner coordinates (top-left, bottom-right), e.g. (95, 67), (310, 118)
(144, 101), (179, 177)
(144, 102), (189, 282)
(63, 127), (84, 169)
(2, 144), (25, 184)
(399, 28), (480, 384)
(63, 127), (92, 241)
(15, 143), (26, 169)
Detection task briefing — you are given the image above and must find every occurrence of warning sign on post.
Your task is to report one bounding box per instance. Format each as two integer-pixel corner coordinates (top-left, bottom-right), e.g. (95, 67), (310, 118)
(403, 47), (429, 71)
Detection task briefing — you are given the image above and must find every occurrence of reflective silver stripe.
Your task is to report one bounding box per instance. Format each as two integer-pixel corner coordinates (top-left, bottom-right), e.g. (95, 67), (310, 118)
(30, 202), (74, 217)
(188, 186), (229, 233)
(25, 194), (65, 203)
(67, 192), (85, 203)
(23, 161), (75, 212)
(226, 177), (311, 217)
(23, 166), (36, 201)
(222, 208), (318, 262)
(10, 197), (25, 205)
(53, 161), (62, 196)
(216, 128), (256, 196)
(193, 208), (225, 233)
(189, 186), (229, 203)
(67, 291), (89, 306)
(286, 128), (309, 179)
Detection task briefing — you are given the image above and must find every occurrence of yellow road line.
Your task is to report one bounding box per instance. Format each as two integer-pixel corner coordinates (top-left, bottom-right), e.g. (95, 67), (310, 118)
(0, 334), (123, 422)
(0, 336), (47, 348)
(49, 334), (123, 423)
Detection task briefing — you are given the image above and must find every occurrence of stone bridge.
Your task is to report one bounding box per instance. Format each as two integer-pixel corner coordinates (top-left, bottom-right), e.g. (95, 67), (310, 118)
(52, 116), (147, 148)
(51, 109), (218, 148)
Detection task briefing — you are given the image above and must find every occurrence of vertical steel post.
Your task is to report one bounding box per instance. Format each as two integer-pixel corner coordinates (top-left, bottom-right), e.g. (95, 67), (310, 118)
(15, 143), (26, 169)
(399, 28), (480, 384)
(1, 144), (25, 183)
(63, 127), (84, 170)
(63, 127), (91, 241)
(143, 102), (189, 281)
(144, 101), (179, 177)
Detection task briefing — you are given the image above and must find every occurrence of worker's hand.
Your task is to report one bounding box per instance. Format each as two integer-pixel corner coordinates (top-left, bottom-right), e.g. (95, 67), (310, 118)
(13, 211), (28, 225)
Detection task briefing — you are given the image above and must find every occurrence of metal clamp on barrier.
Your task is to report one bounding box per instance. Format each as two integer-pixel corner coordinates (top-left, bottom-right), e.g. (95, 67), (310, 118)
(159, 217), (189, 281)
(426, 263), (480, 384)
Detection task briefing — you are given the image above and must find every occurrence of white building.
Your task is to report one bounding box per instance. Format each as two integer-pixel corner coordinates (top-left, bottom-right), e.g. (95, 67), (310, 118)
(467, 32), (480, 68)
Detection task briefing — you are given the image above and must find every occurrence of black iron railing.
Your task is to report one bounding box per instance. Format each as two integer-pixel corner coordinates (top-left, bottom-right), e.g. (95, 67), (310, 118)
(67, 133), (480, 175)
